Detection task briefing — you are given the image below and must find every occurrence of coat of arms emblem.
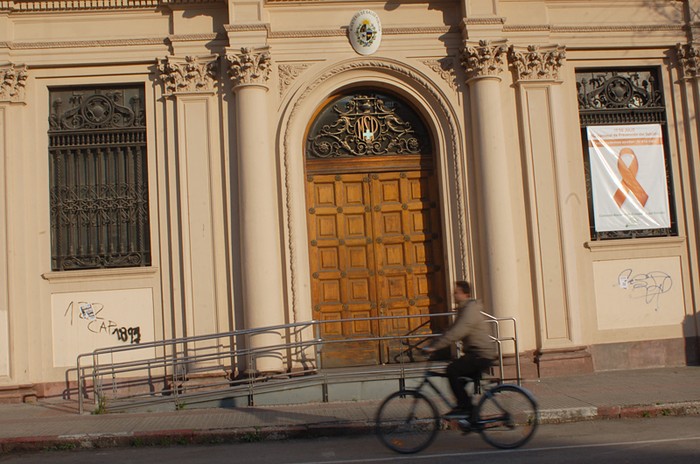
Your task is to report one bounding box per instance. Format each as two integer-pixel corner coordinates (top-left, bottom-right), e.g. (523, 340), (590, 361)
(349, 10), (382, 56)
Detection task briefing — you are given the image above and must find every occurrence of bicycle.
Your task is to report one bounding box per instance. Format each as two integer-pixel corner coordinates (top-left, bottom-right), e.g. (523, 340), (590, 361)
(375, 364), (539, 453)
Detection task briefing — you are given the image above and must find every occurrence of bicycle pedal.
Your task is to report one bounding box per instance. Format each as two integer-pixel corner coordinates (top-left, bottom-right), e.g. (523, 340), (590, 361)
(457, 419), (472, 432)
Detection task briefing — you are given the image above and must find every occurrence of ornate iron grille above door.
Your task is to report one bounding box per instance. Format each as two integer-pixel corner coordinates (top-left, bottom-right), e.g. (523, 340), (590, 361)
(49, 86), (151, 271)
(306, 92), (431, 159)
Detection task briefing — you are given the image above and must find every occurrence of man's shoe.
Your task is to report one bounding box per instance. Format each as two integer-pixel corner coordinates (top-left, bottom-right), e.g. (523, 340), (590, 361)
(443, 408), (470, 418)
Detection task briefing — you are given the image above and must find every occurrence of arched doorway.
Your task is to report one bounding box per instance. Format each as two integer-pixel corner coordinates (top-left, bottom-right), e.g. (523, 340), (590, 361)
(305, 90), (447, 368)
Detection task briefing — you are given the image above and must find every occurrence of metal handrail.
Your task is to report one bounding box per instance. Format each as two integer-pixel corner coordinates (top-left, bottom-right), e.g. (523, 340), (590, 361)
(74, 311), (520, 414)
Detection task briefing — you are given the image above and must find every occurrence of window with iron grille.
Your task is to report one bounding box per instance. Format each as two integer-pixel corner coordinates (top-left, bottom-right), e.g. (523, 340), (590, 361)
(48, 85), (151, 271)
(576, 68), (677, 240)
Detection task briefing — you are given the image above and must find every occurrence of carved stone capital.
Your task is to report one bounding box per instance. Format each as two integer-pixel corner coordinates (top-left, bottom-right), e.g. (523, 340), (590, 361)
(156, 55), (219, 95)
(676, 43), (700, 79)
(460, 40), (508, 82)
(226, 47), (272, 88)
(0, 64), (28, 103)
(508, 45), (566, 82)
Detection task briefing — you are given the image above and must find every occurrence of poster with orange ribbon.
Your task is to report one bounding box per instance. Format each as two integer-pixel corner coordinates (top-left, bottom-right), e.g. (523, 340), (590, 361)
(587, 124), (670, 232)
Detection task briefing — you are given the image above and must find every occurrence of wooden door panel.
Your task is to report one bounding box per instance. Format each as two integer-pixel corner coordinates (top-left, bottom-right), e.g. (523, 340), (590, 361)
(307, 169), (446, 367)
(307, 173), (378, 367)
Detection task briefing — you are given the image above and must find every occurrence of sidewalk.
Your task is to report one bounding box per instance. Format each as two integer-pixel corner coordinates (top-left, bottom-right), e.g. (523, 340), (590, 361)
(1, 366), (699, 453)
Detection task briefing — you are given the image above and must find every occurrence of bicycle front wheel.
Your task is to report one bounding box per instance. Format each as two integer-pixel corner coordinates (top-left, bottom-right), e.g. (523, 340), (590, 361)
(375, 389), (440, 454)
(476, 384), (539, 449)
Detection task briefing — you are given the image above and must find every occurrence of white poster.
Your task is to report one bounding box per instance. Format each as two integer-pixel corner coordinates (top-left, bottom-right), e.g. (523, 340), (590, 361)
(587, 124), (671, 232)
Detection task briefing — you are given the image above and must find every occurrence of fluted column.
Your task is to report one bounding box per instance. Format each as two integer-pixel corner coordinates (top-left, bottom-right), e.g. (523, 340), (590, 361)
(0, 64), (28, 377)
(226, 47), (285, 373)
(460, 40), (522, 325)
(508, 45), (578, 352)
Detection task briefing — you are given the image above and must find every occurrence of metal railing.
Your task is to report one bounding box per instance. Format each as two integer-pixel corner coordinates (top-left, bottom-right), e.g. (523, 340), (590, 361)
(73, 312), (521, 414)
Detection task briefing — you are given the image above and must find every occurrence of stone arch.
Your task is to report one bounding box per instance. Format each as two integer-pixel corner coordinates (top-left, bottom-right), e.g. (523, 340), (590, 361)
(278, 57), (471, 327)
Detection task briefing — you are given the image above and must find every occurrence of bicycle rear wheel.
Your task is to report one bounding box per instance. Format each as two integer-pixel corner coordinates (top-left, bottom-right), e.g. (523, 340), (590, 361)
(476, 384), (539, 449)
(375, 389), (440, 454)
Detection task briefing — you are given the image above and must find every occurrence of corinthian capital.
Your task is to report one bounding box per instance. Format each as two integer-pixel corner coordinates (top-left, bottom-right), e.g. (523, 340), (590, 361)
(677, 43), (700, 79)
(0, 64), (28, 103)
(460, 40), (508, 81)
(226, 47), (272, 88)
(509, 45), (566, 82)
(157, 55), (220, 95)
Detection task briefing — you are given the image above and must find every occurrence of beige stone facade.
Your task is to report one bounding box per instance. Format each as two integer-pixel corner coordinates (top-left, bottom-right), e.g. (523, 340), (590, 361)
(1, 0), (699, 398)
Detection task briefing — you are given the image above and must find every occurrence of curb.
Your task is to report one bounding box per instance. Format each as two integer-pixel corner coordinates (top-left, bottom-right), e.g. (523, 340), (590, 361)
(2, 402), (699, 453)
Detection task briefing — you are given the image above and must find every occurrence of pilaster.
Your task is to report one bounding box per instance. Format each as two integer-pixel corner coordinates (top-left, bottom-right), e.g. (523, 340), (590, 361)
(675, 42), (700, 350)
(156, 55), (231, 361)
(225, 46), (285, 374)
(508, 45), (589, 373)
(0, 63), (28, 381)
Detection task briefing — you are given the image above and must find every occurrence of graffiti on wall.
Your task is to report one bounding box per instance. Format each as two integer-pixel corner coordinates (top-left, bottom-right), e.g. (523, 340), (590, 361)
(617, 268), (672, 312)
(64, 301), (141, 344)
(593, 257), (684, 330)
(51, 288), (154, 367)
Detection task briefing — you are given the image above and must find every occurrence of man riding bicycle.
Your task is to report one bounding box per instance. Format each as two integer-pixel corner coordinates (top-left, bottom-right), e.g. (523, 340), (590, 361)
(423, 280), (497, 419)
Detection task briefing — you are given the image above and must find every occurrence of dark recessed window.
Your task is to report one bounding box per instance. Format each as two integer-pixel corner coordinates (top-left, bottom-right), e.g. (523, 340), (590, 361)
(49, 85), (151, 270)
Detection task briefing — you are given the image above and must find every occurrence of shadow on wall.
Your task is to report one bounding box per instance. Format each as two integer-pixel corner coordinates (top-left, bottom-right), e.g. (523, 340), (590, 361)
(683, 314), (700, 365)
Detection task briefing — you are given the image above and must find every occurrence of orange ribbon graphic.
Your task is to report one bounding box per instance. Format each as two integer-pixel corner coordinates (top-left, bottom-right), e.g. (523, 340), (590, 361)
(613, 147), (649, 208)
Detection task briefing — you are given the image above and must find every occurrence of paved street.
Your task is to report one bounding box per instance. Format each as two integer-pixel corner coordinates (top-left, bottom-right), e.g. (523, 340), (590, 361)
(1, 416), (699, 464)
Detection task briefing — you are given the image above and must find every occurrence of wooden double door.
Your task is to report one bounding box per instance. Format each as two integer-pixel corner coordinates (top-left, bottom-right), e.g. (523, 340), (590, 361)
(306, 166), (447, 367)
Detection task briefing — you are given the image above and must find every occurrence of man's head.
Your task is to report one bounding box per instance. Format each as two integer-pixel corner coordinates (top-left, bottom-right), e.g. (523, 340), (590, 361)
(454, 280), (471, 302)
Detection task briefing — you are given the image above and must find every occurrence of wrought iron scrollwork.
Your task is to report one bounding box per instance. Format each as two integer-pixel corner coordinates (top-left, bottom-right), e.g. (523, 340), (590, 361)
(49, 86), (151, 271)
(306, 92), (430, 159)
(576, 70), (664, 126)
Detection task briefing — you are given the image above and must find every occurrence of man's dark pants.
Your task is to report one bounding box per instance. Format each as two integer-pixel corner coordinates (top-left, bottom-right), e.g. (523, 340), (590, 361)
(446, 351), (493, 413)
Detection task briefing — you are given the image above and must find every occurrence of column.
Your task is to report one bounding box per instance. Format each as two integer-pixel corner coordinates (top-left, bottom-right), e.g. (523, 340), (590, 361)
(226, 47), (285, 373)
(460, 41), (523, 326)
(508, 45), (582, 356)
(156, 55), (230, 367)
(0, 64), (28, 378)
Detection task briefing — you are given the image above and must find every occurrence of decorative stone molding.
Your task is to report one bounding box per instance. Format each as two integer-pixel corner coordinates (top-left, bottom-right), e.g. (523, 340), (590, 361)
(0, 64), (28, 103)
(0, 1), (223, 12)
(676, 43), (700, 79)
(157, 55), (219, 95)
(283, 58), (470, 320)
(269, 26), (454, 40)
(421, 58), (458, 92)
(226, 47), (272, 88)
(508, 45), (566, 82)
(278, 63), (312, 97)
(460, 40), (508, 82)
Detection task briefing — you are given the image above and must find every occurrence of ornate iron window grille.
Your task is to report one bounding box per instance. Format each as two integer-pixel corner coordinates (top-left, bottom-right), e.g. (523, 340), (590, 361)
(306, 91), (431, 159)
(49, 86), (151, 270)
(576, 69), (677, 240)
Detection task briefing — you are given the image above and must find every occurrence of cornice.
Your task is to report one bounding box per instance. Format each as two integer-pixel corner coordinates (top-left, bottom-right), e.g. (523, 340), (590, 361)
(0, 34), (225, 50)
(224, 23), (271, 33)
(464, 17), (506, 26)
(503, 24), (685, 33)
(269, 26), (455, 40)
(5, 37), (167, 49)
(0, 0), (223, 13)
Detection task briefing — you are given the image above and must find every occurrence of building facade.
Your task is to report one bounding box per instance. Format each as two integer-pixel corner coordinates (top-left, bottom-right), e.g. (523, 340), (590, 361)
(1, 0), (699, 399)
